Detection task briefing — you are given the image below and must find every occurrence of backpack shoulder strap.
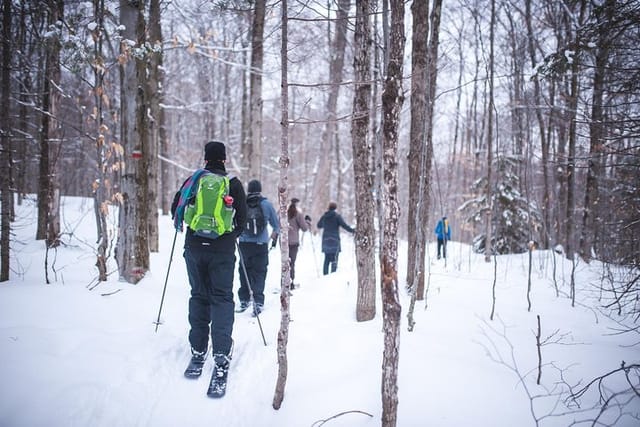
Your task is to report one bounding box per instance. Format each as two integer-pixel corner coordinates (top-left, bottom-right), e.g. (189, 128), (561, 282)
(173, 169), (209, 231)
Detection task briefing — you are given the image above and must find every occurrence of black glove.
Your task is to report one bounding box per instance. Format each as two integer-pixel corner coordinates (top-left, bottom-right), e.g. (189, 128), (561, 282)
(304, 215), (311, 223)
(270, 238), (277, 249)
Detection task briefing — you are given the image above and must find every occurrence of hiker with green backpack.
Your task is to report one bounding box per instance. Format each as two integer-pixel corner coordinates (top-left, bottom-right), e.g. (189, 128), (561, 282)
(171, 140), (247, 398)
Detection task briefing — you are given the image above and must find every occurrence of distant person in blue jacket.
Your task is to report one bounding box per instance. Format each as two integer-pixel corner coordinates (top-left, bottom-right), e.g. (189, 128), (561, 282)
(434, 216), (451, 259)
(237, 179), (280, 315)
(317, 202), (355, 275)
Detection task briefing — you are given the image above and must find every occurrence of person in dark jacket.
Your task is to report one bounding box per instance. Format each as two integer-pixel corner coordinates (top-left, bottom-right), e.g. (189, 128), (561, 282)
(434, 216), (451, 259)
(287, 198), (310, 289)
(237, 179), (280, 315)
(316, 202), (354, 275)
(171, 140), (247, 395)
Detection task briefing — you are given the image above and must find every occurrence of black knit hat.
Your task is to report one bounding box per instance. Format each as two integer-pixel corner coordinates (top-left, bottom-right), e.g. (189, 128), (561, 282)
(204, 141), (226, 161)
(248, 179), (262, 193)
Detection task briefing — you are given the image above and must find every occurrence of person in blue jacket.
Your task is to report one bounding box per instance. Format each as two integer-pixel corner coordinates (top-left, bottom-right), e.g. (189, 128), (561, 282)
(237, 179), (280, 315)
(317, 202), (355, 275)
(434, 216), (451, 259)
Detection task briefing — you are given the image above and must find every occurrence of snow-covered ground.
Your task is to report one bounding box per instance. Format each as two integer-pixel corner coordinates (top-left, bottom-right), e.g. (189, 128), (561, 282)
(0, 196), (638, 426)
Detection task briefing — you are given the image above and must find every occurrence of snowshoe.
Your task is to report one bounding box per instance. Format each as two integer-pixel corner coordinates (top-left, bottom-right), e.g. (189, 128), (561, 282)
(207, 354), (230, 398)
(184, 349), (206, 379)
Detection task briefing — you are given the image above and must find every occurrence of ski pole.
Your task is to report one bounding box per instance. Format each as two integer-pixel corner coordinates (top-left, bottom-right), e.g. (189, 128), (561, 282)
(154, 229), (178, 332)
(236, 242), (268, 346)
(308, 231), (320, 277)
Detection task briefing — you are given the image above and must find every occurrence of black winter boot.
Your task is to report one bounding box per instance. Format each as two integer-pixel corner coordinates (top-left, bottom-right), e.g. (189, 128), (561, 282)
(184, 348), (207, 379)
(207, 354), (230, 398)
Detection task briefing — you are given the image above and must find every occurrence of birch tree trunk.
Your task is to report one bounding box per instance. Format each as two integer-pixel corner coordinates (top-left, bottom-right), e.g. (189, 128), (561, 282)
(273, 0), (290, 410)
(351, 0), (376, 322)
(243, 0), (266, 180)
(309, 0), (350, 220)
(380, 0), (405, 424)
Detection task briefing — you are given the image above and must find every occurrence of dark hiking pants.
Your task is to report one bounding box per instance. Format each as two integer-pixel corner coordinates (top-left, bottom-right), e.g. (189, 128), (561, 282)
(289, 244), (299, 285)
(322, 252), (338, 275)
(184, 247), (235, 356)
(238, 242), (269, 305)
(437, 238), (447, 259)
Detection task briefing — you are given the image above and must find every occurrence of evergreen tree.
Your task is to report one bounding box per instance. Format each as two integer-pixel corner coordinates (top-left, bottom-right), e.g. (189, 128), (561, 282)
(460, 155), (542, 255)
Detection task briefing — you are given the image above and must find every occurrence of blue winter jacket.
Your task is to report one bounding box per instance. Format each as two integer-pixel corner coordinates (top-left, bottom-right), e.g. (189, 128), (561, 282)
(434, 218), (451, 241)
(317, 209), (354, 253)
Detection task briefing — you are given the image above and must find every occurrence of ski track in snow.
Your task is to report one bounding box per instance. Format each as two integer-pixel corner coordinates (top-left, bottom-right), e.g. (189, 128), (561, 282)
(2, 198), (639, 427)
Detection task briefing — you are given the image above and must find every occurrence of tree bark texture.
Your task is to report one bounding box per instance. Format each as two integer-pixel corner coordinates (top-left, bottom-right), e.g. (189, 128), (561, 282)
(146, 0), (163, 252)
(381, 0), (405, 424)
(273, 0), (290, 410)
(91, 0), (109, 281)
(244, 0), (266, 180)
(524, 0), (551, 249)
(564, 2), (587, 260)
(484, 0), (495, 263)
(579, 0), (614, 262)
(351, 0), (376, 322)
(116, 0), (149, 284)
(37, 0), (64, 248)
(1, 0), (12, 281)
(407, 0), (429, 295)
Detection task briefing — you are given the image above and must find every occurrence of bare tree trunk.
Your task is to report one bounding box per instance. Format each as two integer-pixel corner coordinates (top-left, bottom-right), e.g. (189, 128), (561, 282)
(273, 0), (290, 410)
(579, 0), (614, 262)
(244, 0), (266, 180)
(407, 0), (429, 294)
(147, 0), (163, 252)
(45, 0), (63, 249)
(37, 0), (62, 247)
(309, 0), (350, 221)
(372, 2), (386, 251)
(525, 0), (551, 249)
(15, 2), (28, 207)
(381, 1), (405, 425)
(484, 0), (496, 263)
(240, 16), (250, 161)
(352, 0), (376, 322)
(0, 0), (12, 281)
(116, 0), (149, 284)
(448, 12), (465, 215)
(419, 0), (441, 297)
(91, 0), (109, 281)
(565, 2), (587, 260)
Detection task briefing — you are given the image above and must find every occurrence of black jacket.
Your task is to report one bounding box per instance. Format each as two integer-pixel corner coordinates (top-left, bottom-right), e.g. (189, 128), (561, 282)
(171, 161), (247, 252)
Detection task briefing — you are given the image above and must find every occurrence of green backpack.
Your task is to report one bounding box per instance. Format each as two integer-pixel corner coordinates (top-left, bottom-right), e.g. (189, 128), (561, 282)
(183, 172), (235, 239)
